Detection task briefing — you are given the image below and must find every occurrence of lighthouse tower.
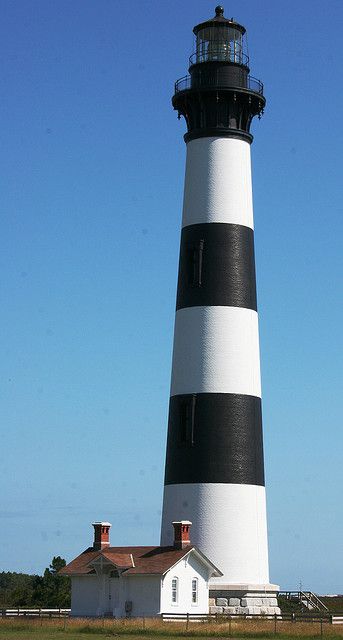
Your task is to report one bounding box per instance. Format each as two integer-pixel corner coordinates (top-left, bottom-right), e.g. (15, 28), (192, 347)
(160, 7), (279, 608)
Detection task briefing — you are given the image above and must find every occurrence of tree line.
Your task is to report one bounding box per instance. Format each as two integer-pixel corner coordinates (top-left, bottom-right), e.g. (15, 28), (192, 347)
(0, 557), (70, 608)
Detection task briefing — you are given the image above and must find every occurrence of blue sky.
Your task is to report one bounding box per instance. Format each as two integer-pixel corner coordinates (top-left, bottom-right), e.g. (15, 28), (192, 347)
(1, 0), (342, 594)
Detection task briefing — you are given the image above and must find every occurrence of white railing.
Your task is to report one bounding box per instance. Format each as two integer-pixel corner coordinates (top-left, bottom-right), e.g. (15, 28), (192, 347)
(1, 608), (70, 617)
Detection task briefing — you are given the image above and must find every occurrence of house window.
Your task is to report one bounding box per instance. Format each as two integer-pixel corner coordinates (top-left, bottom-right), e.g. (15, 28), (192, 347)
(171, 577), (178, 604)
(191, 578), (198, 604)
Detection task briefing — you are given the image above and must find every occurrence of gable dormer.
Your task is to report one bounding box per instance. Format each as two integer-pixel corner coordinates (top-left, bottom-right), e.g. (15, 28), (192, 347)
(87, 551), (135, 576)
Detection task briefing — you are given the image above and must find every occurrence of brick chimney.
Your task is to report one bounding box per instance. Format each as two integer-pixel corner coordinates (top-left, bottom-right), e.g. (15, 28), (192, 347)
(172, 520), (192, 549)
(92, 522), (112, 550)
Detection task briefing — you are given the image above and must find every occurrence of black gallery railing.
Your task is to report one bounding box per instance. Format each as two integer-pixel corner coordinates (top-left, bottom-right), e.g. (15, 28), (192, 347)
(174, 74), (264, 95)
(189, 49), (250, 67)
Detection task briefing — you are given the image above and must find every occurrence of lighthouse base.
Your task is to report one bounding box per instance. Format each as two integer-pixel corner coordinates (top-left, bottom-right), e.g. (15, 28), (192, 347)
(209, 584), (280, 616)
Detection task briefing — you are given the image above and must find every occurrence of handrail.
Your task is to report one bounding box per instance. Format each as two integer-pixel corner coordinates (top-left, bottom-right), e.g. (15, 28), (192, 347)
(174, 74), (264, 96)
(301, 591), (329, 612)
(278, 591), (329, 612)
(189, 49), (249, 66)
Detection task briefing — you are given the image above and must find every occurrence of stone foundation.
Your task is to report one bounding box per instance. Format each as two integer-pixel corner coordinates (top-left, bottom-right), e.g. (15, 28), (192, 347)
(209, 589), (280, 616)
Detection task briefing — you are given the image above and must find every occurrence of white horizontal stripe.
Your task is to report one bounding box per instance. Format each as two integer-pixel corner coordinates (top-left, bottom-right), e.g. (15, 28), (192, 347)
(182, 137), (254, 229)
(160, 483), (269, 586)
(170, 306), (261, 398)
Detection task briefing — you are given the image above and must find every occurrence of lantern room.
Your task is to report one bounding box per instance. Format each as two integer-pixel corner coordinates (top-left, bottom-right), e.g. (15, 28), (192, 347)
(191, 6), (248, 67)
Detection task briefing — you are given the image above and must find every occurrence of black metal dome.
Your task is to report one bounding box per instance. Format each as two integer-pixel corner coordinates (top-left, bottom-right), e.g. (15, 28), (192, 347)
(193, 6), (246, 36)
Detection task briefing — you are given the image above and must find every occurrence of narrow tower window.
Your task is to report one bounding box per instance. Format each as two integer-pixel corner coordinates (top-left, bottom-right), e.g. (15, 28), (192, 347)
(171, 577), (178, 604)
(179, 395), (196, 446)
(189, 240), (204, 287)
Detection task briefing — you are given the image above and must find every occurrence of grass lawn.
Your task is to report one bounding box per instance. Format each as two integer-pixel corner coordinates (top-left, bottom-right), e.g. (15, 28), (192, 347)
(0, 633), (101, 640)
(1, 634), (343, 640)
(0, 636), (316, 640)
(1, 619), (343, 640)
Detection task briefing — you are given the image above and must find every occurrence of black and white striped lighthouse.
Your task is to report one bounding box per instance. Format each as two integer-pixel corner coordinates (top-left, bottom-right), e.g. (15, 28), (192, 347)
(161, 7), (279, 603)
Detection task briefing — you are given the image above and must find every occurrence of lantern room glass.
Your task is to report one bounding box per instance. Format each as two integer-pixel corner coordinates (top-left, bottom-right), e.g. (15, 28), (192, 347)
(196, 26), (244, 64)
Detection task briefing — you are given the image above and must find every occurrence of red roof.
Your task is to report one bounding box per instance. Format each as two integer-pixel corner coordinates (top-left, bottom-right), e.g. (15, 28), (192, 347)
(59, 545), (222, 576)
(96, 551), (134, 568)
(60, 545), (195, 577)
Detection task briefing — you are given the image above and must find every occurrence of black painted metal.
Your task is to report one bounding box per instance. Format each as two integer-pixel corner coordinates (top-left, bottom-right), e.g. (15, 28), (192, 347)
(184, 129), (253, 143)
(173, 8), (265, 143)
(189, 61), (250, 88)
(193, 7), (246, 36)
(176, 223), (257, 311)
(164, 393), (264, 486)
(189, 50), (250, 67)
(175, 73), (263, 95)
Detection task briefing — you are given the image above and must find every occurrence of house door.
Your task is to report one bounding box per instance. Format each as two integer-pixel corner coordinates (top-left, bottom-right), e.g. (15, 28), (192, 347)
(108, 577), (120, 617)
(102, 577), (113, 616)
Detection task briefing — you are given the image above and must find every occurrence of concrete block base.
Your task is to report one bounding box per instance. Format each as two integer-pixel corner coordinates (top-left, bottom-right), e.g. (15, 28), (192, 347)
(209, 584), (280, 617)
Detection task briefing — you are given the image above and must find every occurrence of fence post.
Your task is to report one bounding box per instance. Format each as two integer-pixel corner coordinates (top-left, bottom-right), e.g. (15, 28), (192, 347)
(274, 613), (277, 635)
(320, 618), (323, 637)
(186, 612), (189, 631)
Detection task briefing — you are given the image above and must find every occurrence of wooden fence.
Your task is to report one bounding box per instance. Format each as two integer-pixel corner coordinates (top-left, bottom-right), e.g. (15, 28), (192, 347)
(1, 608), (343, 626)
(160, 612), (343, 626)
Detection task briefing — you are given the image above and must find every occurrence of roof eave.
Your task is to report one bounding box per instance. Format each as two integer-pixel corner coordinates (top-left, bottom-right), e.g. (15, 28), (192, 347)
(60, 571), (95, 577)
(190, 547), (224, 577)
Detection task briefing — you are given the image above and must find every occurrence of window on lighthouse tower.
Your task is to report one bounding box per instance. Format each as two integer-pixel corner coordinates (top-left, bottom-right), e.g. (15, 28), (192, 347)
(179, 395), (196, 446)
(189, 240), (204, 287)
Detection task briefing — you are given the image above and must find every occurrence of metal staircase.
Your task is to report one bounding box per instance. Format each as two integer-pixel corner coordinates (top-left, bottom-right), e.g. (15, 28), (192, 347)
(279, 591), (329, 612)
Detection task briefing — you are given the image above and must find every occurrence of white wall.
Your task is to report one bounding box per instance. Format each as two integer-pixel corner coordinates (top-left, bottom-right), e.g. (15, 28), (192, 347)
(72, 574), (122, 618)
(120, 575), (161, 618)
(161, 483), (270, 586)
(160, 552), (210, 615)
(182, 137), (253, 229)
(71, 576), (100, 617)
(171, 306), (261, 398)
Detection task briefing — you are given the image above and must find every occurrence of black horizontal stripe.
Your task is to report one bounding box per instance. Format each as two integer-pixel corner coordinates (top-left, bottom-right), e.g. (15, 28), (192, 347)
(184, 129), (253, 144)
(164, 393), (264, 486)
(176, 223), (257, 311)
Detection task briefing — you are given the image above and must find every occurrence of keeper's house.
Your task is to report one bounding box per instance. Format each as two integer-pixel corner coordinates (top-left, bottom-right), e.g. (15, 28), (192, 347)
(60, 521), (222, 618)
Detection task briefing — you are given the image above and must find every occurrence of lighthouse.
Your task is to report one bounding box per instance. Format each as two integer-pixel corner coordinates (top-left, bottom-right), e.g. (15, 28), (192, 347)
(160, 7), (279, 609)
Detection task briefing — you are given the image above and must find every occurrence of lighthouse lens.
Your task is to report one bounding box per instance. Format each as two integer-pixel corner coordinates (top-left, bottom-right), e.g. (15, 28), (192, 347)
(196, 26), (243, 64)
